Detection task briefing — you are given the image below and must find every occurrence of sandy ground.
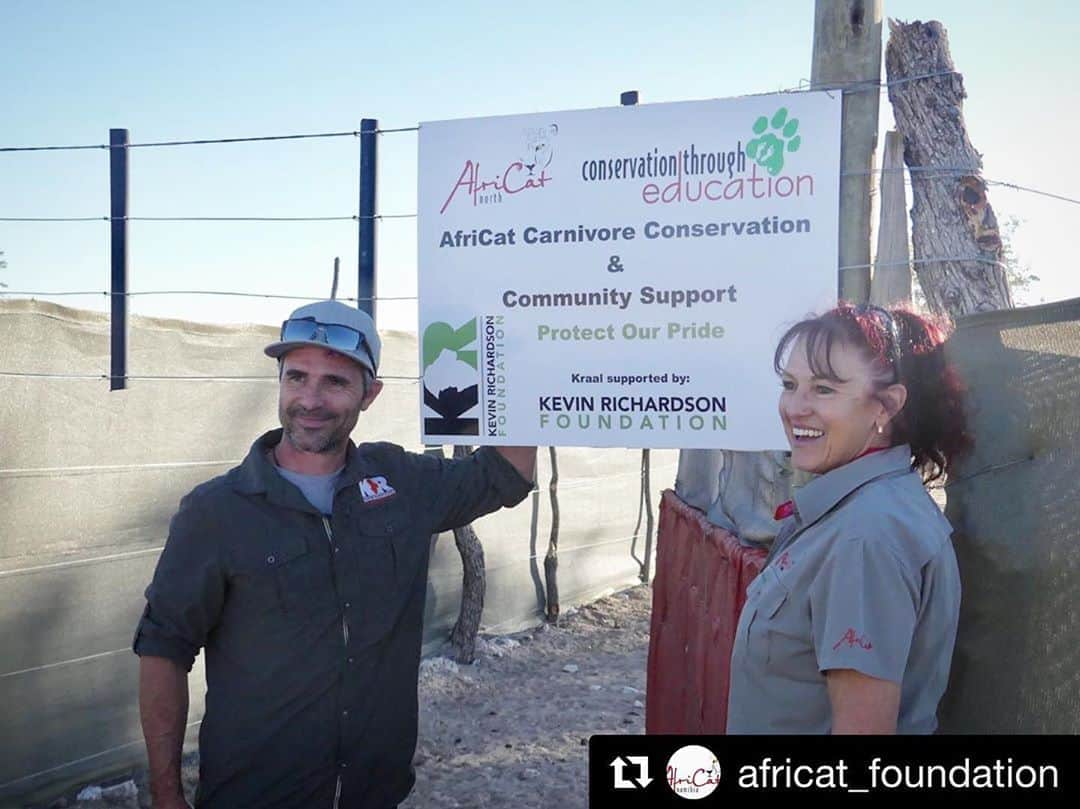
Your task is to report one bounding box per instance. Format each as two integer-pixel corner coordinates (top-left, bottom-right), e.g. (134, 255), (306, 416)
(39, 586), (652, 809)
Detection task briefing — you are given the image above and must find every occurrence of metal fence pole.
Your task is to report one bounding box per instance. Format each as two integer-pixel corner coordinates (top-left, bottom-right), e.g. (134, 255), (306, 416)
(358, 118), (378, 321)
(109, 128), (129, 391)
(619, 90), (655, 582)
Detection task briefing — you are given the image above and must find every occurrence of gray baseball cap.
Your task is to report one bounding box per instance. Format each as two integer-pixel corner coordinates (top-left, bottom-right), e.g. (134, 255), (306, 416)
(264, 300), (381, 375)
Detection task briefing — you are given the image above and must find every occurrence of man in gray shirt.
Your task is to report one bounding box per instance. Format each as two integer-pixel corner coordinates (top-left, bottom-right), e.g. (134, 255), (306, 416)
(134, 300), (536, 808)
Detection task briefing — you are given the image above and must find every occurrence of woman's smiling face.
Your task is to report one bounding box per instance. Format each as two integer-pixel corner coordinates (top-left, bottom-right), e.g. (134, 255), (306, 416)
(778, 336), (889, 474)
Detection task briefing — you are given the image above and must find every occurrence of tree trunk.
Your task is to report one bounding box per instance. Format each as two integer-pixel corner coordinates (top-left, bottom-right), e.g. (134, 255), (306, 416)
(639, 450), (654, 583)
(885, 19), (1013, 318)
(448, 445), (485, 663)
(870, 130), (912, 306)
(543, 446), (560, 623)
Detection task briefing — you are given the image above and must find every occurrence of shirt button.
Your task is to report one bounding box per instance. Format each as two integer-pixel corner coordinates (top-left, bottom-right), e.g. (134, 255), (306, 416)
(342, 709), (349, 717)
(334, 546), (341, 553)
(339, 762), (347, 769)
(348, 657), (355, 664)
(344, 602), (351, 609)
(266, 555), (275, 564)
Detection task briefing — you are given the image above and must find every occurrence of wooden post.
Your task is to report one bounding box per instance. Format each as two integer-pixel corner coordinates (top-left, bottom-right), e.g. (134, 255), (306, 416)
(885, 19), (1013, 318)
(449, 445), (486, 663)
(870, 131), (912, 305)
(674, 4), (883, 538)
(543, 446), (560, 622)
(811, 0), (883, 304)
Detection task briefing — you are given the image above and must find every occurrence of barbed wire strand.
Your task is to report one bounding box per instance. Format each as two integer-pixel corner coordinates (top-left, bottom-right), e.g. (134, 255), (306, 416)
(0, 217), (110, 222)
(0, 71), (961, 154)
(0, 127), (421, 154)
(4, 170), (1078, 222)
(0, 255), (1012, 383)
(0, 290), (420, 301)
(0, 257), (1015, 302)
(0, 214), (419, 223)
(127, 131), (362, 148)
(2, 256), (1006, 303)
(0, 371), (422, 382)
(985, 181), (1080, 207)
(838, 256), (1007, 272)
(0, 131), (363, 153)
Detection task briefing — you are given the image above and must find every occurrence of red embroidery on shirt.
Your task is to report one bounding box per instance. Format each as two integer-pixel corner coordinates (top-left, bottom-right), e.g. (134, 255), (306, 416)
(777, 551), (794, 571)
(832, 628), (873, 651)
(774, 500), (795, 521)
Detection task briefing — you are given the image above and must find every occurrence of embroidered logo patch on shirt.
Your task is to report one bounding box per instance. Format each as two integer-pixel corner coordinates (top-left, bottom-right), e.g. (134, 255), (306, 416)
(359, 476), (396, 503)
(832, 627), (873, 651)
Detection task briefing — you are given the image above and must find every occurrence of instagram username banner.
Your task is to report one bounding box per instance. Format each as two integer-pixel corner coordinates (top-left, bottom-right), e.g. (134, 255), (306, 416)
(589, 735), (1078, 807)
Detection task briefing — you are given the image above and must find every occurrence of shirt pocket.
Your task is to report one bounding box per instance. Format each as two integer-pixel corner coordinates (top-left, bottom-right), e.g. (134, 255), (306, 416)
(263, 534), (336, 619)
(346, 511), (414, 648)
(743, 574), (786, 648)
(744, 572), (788, 659)
(757, 574), (816, 678)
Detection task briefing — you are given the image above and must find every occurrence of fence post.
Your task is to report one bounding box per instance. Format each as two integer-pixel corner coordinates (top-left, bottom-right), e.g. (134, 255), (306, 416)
(870, 130), (912, 305)
(109, 128), (129, 391)
(811, 0), (883, 303)
(358, 118), (378, 321)
(619, 89), (655, 582)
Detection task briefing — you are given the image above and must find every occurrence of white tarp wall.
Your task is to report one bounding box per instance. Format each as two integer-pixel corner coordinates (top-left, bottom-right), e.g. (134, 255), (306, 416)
(0, 299), (674, 804)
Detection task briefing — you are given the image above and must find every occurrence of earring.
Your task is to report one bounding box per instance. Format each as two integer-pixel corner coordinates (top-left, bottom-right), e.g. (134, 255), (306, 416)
(876, 424), (884, 435)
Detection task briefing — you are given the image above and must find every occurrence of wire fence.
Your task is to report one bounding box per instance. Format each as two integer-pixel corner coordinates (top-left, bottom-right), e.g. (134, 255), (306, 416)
(0, 71), (960, 155)
(2, 169), (1076, 224)
(2, 68), (1077, 385)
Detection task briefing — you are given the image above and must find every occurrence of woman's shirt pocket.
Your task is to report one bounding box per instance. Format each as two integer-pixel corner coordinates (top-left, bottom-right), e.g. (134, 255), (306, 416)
(747, 567), (819, 681)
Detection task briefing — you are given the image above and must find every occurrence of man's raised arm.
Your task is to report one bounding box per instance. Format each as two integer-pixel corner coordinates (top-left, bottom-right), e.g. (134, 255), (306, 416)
(494, 445), (537, 484)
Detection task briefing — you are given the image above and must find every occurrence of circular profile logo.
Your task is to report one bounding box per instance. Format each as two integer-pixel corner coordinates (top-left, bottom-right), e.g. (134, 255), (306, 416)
(666, 744), (721, 800)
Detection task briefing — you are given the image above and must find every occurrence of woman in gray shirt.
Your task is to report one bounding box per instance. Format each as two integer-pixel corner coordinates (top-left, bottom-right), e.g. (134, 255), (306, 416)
(727, 303), (971, 734)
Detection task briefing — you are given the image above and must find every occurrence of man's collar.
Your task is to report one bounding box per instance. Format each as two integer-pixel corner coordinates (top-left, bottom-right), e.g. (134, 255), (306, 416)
(792, 444), (913, 527)
(233, 428), (371, 507)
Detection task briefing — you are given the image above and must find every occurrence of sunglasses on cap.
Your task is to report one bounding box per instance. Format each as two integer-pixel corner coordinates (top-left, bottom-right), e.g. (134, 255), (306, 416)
(280, 317), (378, 374)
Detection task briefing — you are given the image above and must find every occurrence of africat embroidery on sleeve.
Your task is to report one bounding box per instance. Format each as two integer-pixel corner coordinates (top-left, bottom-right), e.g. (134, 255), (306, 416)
(832, 628), (873, 651)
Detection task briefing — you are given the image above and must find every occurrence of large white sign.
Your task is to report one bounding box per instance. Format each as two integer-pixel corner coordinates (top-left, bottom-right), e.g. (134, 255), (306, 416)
(417, 92), (840, 449)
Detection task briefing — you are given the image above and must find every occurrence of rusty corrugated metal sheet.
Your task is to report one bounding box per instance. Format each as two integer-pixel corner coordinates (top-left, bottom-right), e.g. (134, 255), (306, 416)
(646, 489), (766, 733)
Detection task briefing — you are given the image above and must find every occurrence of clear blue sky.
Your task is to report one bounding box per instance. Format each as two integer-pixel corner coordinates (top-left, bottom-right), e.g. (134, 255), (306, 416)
(3, 0), (1078, 332)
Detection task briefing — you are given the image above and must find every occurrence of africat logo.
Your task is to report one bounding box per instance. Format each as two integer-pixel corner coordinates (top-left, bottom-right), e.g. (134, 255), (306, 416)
(832, 627), (873, 651)
(666, 744), (722, 800)
(440, 123), (558, 213)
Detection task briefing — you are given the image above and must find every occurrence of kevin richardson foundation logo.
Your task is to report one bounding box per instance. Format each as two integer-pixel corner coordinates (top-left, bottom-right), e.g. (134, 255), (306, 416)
(422, 318), (480, 436)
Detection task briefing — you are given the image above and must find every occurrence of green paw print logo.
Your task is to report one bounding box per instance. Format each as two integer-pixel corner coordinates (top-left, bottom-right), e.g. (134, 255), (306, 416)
(746, 108), (802, 176)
